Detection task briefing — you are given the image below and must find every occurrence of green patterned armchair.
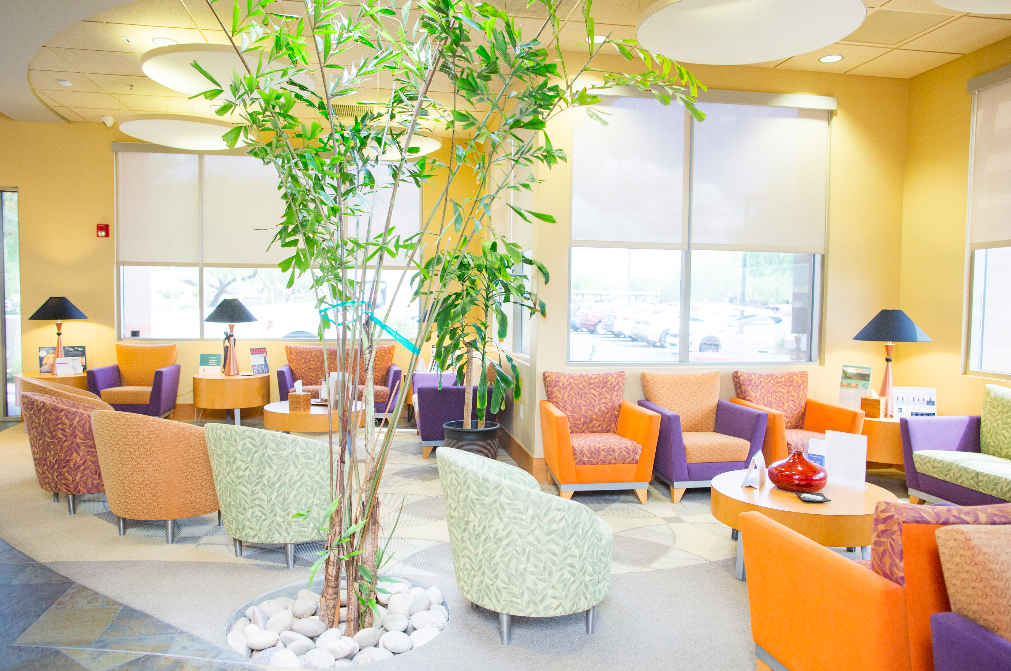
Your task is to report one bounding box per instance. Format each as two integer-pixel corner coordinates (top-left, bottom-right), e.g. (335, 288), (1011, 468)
(436, 447), (612, 644)
(204, 424), (330, 569)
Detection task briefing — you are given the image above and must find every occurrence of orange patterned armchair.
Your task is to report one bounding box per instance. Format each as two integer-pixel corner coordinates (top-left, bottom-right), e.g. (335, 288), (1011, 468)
(731, 370), (864, 464)
(540, 371), (661, 504)
(278, 344), (402, 417)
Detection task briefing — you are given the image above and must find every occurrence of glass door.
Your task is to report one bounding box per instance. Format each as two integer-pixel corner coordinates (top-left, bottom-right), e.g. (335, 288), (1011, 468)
(1, 191), (21, 417)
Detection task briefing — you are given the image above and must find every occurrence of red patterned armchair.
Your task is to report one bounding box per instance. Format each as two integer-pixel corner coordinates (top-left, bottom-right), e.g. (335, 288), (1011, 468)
(540, 371), (661, 504)
(277, 344), (402, 417)
(731, 370), (864, 464)
(21, 391), (111, 515)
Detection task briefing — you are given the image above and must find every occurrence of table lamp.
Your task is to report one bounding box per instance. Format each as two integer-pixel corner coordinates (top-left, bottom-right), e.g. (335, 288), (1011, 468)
(853, 309), (931, 417)
(28, 297), (87, 361)
(205, 299), (257, 376)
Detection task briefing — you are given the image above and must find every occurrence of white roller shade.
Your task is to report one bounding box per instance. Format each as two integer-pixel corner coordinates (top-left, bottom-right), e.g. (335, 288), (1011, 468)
(970, 78), (1011, 247)
(571, 97), (685, 245)
(201, 155), (288, 265)
(116, 152), (199, 263)
(691, 103), (829, 253)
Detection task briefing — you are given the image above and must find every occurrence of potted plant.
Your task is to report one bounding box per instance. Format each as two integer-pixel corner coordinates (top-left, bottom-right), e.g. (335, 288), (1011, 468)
(417, 236), (548, 458)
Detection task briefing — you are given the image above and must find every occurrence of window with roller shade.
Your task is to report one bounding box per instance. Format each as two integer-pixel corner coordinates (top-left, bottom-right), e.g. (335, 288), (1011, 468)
(569, 97), (827, 364)
(115, 150), (421, 340)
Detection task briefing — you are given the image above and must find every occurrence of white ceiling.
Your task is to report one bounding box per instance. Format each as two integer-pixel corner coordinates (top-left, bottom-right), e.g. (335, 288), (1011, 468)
(14, 0), (1011, 124)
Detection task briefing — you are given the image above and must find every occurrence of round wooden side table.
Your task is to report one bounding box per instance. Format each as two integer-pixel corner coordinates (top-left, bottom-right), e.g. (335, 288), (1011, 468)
(263, 400), (365, 433)
(710, 469), (898, 580)
(193, 373), (270, 426)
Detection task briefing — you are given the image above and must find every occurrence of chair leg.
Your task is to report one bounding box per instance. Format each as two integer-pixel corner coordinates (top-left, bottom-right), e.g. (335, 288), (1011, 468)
(634, 489), (648, 505)
(670, 487), (686, 504)
(909, 495), (924, 505)
(234, 539), (243, 557)
(585, 604), (597, 634)
(53, 493), (59, 503)
(165, 520), (176, 544)
(423, 446), (434, 459)
(731, 528), (739, 541)
(285, 543), (296, 569)
(559, 491), (574, 500)
(498, 613), (511, 645)
(118, 517), (127, 536)
(217, 510), (223, 527)
(66, 494), (76, 515)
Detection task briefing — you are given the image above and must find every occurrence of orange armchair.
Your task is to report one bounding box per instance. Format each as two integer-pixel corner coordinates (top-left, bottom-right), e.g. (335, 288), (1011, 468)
(540, 371), (660, 504)
(731, 370), (864, 464)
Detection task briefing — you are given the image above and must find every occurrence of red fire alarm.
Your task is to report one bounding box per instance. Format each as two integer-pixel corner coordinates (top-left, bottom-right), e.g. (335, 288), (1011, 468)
(97, 224), (110, 238)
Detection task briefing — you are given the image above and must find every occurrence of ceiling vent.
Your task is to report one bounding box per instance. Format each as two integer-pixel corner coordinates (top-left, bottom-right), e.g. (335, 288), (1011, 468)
(842, 9), (949, 46)
(330, 103), (383, 119)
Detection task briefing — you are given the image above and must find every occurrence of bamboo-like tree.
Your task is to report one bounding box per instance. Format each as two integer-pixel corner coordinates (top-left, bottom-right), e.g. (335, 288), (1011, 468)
(203, 0), (704, 635)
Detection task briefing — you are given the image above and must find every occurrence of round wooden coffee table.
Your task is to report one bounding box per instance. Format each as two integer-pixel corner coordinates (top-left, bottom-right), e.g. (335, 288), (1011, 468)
(263, 401), (365, 433)
(710, 469), (898, 580)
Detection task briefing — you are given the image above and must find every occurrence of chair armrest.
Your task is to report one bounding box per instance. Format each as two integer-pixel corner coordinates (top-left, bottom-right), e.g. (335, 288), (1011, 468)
(803, 398), (865, 435)
(715, 399), (768, 464)
(87, 365), (121, 396)
(740, 512), (910, 671)
(148, 364), (180, 416)
(638, 400), (688, 482)
(385, 364), (403, 406)
(617, 400), (660, 483)
(540, 400), (576, 484)
(277, 365), (294, 401)
(731, 398), (787, 464)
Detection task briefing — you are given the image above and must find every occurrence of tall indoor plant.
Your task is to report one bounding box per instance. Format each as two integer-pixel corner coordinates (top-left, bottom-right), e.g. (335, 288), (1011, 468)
(204, 0), (703, 634)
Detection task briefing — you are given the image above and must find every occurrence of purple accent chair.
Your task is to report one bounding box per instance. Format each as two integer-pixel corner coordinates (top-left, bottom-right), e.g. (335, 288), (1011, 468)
(413, 371), (496, 459)
(931, 612), (1011, 671)
(901, 416), (1007, 505)
(87, 344), (180, 418)
(637, 371), (767, 503)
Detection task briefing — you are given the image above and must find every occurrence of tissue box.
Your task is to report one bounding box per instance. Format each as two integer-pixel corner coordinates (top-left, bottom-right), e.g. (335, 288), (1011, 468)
(861, 396), (886, 419)
(289, 392), (311, 413)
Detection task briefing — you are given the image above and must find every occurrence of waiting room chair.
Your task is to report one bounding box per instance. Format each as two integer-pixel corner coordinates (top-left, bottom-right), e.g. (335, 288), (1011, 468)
(277, 344), (402, 418)
(20, 377), (106, 407)
(540, 371), (660, 504)
(731, 370), (864, 463)
(437, 447), (611, 644)
(87, 343), (180, 417)
(91, 410), (219, 543)
(638, 371), (767, 503)
(414, 371), (497, 459)
(21, 392), (108, 515)
(204, 423), (330, 569)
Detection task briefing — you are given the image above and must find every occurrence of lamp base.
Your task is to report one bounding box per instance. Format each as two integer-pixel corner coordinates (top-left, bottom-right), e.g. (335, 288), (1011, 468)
(880, 342), (894, 418)
(223, 325), (239, 376)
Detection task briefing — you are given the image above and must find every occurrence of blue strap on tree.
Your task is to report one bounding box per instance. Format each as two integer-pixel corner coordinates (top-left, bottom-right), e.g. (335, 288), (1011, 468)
(319, 300), (420, 354)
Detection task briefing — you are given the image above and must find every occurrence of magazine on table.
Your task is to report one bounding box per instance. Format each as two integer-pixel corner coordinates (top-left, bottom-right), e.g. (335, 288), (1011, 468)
(250, 347), (268, 375)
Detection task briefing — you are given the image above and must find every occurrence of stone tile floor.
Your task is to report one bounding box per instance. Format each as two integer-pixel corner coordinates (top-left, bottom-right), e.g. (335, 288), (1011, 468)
(0, 538), (256, 671)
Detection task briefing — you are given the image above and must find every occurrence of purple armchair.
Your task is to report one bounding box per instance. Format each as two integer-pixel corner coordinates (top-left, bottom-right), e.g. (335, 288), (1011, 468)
(638, 371), (767, 503)
(413, 371), (495, 459)
(932, 612), (1011, 671)
(87, 343), (180, 418)
(278, 344), (402, 418)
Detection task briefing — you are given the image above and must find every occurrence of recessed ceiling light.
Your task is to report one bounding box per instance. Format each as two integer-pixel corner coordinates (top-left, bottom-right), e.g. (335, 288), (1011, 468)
(819, 54), (844, 63)
(152, 37), (178, 47)
(57, 79), (72, 87)
(122, 36), (133, 43)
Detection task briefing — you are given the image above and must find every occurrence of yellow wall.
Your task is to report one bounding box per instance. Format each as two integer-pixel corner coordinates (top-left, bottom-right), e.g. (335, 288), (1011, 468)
(896, 37), (1011, 415)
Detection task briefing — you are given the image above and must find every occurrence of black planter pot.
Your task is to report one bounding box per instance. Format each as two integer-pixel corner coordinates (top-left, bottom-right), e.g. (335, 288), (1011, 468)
(443, 420), (500, 459)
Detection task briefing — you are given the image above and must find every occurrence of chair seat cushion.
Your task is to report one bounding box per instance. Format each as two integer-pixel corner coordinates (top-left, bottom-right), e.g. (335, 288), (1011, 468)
(912, 450), (1011, 501)
(682, 431), (751, 464)
(570, 433), (642, 466)
(785, 429), (823, 456)
(100, 386), (151, 405)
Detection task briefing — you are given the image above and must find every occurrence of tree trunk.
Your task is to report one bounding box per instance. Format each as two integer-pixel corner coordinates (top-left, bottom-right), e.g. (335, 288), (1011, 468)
(462, 347), (473, 428)
(320, 517), (341, 626)
(360, 497), (381, 629)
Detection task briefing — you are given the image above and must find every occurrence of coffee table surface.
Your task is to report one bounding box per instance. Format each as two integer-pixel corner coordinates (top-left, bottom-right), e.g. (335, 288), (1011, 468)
(263, 400), (364, 433)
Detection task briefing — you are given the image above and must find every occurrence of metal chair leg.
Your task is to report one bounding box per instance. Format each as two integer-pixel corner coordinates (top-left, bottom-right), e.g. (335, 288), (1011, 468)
(285, 543), (295, 569)
(586, 604), (597, 634)
(118, 517), (127, 536)
(165, 520), (176, 544)
(217, 510), (223, 526)
(53, 493), (59, 503)
(731, 528), (739, 541)
(498, 613), (511, 645)
(67, 494), (76, 515)
(234, 539), (243, 557)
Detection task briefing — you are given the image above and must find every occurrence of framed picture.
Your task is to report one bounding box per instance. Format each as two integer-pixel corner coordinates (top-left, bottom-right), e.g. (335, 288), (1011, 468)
(39, 346), (86, 373)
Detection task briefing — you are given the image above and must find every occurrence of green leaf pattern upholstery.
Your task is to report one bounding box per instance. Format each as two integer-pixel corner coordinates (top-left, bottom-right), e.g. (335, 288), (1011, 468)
(204, 424), (331, 544)
(981, 384), (1011, 460)
(437, 447), (611, 617)
(912, 450), (1011, 502)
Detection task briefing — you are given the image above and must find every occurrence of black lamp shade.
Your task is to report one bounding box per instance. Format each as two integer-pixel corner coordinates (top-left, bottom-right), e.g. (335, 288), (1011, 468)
(205, 298), (257, 324)
(853, 309), (931, 343)
(28, 297), (87, 321)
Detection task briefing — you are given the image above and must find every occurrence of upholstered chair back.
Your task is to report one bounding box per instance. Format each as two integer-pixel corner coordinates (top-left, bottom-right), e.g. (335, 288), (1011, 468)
(204, 423), (330, 544)
(413, 371), (459, 389)
(285, 344), (396, 388)
(543, 371), (625, 434)
(20, 378), (112, 411)
(115, 343), (178, 387)
(732, 370), (809, 430)
(980, 384), (1011, 460)
(21, 392), (105, 496)
(641, 371), (720, 432)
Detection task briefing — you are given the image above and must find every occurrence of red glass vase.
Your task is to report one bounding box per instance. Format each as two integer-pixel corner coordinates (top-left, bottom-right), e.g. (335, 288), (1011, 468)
(768, 449), (828, 493)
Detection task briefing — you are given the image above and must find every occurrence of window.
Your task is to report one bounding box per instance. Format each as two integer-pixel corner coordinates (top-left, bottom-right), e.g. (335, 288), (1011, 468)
(966, 77), (1011, 375)
(2, 191), (20, 416)
(568, 96), (828, 364)
(115, 150), (421, 340)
